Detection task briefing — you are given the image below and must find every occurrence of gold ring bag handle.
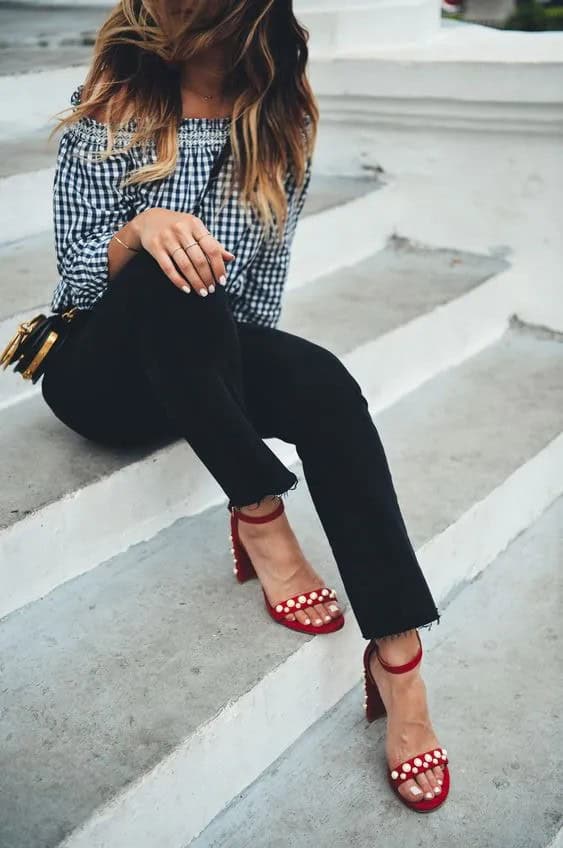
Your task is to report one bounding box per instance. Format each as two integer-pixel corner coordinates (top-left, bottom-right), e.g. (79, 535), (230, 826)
(1, 307), (80, 383)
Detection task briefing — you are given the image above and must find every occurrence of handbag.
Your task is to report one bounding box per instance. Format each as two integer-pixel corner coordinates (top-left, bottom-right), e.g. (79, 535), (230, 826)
(1, 137), (232, 384)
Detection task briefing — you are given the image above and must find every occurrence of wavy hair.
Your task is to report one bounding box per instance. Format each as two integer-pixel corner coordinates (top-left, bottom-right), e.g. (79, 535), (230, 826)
(54, 0), (318, 236)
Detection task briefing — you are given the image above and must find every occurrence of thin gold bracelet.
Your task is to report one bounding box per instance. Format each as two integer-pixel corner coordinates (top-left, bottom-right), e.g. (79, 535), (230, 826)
(113, 233), (140, 253)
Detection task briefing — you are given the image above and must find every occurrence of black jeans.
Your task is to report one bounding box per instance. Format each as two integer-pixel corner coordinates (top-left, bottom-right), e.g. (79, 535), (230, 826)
(41, 251), (440, 639)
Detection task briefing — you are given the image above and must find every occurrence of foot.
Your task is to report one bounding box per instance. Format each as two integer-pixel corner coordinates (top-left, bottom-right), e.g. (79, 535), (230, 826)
(236, 496), (343, 628)
(369, 631), (445, 804)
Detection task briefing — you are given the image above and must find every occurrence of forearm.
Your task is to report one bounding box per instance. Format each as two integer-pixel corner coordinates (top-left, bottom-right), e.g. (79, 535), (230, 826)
(107, 216), (143, 280)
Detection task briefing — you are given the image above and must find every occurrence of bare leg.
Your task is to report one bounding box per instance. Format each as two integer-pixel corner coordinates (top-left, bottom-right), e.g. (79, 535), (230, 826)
(236, 496), (343, 628)
(370, 630), (444, 803)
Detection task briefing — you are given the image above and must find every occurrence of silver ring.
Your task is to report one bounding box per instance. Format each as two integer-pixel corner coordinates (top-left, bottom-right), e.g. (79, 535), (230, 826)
(171, 246), (185, 258)
(184, 241), (199, 250)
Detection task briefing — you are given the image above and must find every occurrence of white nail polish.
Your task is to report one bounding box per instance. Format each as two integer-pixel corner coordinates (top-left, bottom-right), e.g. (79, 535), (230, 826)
(182, 285), (191, 294)
(219, 275), (227, 286)
(410, 786), (423, 796)
(329, 605), (339, 613)
(438, 780), (443, 786)
(314, 619), (322, 626)
(304, 618), (311, 625)
(199, 288), (208, 297)
(208, 285), (215, 294)
(324, 616), (331, 623)
(425, 792), (433, 799)
(434, 786), (441, 794)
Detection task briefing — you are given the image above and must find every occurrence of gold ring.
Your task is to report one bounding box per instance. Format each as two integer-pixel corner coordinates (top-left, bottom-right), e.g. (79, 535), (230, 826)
(184, 241), (198, 250)
(171, 246), (185, 257)
(197, 232), (213, 243)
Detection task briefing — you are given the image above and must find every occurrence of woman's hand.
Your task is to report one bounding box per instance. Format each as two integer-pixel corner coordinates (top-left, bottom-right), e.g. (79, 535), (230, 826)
(131, 208), (235, 296)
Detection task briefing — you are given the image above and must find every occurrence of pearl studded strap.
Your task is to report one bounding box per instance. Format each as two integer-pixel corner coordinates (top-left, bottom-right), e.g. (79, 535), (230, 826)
(389, 748), (449, 783)
(272, 587), (338, 616)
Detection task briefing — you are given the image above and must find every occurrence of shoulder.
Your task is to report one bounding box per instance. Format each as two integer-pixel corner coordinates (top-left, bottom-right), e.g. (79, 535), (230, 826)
(62, 83), (136, 151)
(70, 80), (133, 126)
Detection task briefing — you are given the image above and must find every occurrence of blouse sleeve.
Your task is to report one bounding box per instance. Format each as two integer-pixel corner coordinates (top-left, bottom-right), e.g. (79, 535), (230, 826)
(239, 155), (312, 327)
(53, 121), (133, 308)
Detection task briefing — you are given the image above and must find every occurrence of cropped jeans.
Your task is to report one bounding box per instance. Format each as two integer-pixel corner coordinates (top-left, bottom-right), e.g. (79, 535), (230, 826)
(41, 251), (440, 639)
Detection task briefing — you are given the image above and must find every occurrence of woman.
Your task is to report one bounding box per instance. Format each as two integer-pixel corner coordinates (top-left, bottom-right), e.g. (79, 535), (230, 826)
(41, 0), (449, 813)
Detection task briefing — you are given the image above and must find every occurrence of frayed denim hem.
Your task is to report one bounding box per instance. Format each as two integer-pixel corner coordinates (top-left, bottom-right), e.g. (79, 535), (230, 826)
(366, 610), (442, 642)
(227, 474), (299, 512)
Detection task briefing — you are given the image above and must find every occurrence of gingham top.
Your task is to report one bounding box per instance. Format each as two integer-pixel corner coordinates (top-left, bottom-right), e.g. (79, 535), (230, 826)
(51, 85), (312, 327)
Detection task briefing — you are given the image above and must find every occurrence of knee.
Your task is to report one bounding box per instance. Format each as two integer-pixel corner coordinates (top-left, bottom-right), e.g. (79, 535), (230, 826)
(296, 346), (367, 414)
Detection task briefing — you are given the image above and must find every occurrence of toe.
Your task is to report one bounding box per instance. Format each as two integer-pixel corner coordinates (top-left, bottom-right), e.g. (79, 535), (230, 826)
(414, 772), (434, 801)
(425, 768), (441, 797)
(433, 764), (444, 784)
(398, 778), (424, 802)
(310, 605), (324, 627)
(314, 603), (333, 624)
(326, 599), (342, 619)
(294, 609), (312, 626)
(285, 612), (296, 622)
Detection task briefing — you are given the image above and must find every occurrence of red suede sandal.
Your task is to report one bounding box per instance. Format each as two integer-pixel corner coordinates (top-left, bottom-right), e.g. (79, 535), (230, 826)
(228, 498), (345, 635)
(363, 630), (450, 813)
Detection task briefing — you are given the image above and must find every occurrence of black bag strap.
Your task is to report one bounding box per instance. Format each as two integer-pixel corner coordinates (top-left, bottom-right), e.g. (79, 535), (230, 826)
(192, 137), (232, 220)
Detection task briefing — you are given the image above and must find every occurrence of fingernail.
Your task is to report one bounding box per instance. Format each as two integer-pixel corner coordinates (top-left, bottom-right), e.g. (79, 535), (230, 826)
(208, 285), (215, 294)
(410, 786), (423, 796)
(219, 275), (227, 286)
(434, 786), (441, 794)
(181, 285), (191, 294)
(199, 288), (208, 297)
(425, 792), (433, 799)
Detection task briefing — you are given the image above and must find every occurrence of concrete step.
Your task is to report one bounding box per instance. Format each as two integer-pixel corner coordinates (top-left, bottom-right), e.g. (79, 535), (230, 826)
(0, 325), (561, 848)
(0, 3), (102, 76)
(193, 496), (563, 848)
(0, 238), (513, 618)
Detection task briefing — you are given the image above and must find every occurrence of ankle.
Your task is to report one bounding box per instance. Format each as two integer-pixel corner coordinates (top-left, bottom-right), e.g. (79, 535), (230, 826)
(237, 494), (281, 519)
(376, 629), (421, 666)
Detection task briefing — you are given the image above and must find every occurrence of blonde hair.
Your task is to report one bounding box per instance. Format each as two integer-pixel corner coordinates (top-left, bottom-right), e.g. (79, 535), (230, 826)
(54, 0), (318, 236)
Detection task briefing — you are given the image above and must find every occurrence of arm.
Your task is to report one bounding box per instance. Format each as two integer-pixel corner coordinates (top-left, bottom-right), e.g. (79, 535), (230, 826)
(53, 126), (136, 307)
(238, 156), (312, 327)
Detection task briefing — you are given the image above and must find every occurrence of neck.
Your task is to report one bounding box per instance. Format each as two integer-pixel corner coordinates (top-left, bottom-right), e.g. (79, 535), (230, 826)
(181, 46), (228, 97)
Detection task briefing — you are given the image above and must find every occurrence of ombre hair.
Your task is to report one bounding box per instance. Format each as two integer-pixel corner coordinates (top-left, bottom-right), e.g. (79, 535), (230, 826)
(54, 0), (318, 236)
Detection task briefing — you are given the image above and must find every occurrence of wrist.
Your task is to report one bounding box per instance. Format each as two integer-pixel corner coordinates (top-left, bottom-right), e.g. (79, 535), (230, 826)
(125, 215), (143, 251)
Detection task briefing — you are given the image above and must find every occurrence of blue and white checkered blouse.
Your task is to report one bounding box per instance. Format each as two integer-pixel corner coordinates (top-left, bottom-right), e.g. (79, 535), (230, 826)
(51, 85), (312, 327)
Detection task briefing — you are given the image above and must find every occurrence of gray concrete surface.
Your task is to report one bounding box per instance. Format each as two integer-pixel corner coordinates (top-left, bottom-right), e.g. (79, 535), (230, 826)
(0, 324), (561, 847)
(0, 3), (103, 75)
(0, 239), (506, 529)
(0, 176), (376, 321)
(281, 235), (508, 356)
(193, 497), (563, 848)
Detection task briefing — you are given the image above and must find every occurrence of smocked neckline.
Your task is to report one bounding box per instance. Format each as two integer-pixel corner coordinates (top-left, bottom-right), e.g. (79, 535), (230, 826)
(70, 85), (231, 132)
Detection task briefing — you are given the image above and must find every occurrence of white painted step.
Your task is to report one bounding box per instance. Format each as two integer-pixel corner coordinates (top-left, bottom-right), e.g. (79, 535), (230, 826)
(0, 239), (512, 619)
(0, 325), (561, 848)
(193, 496), (563, 848)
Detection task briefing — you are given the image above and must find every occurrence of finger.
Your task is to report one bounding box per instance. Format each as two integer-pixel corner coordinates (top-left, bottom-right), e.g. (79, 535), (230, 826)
(164, 240), (208, 297)
(184, 242), (216, 291)
(198, 236), (228, 286)
(153, 248), (193, 293)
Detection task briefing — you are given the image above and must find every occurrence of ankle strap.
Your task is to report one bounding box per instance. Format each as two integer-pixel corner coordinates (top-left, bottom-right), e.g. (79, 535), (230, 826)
(232, 498), (285, 524)
(376, 629), (423, 674)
